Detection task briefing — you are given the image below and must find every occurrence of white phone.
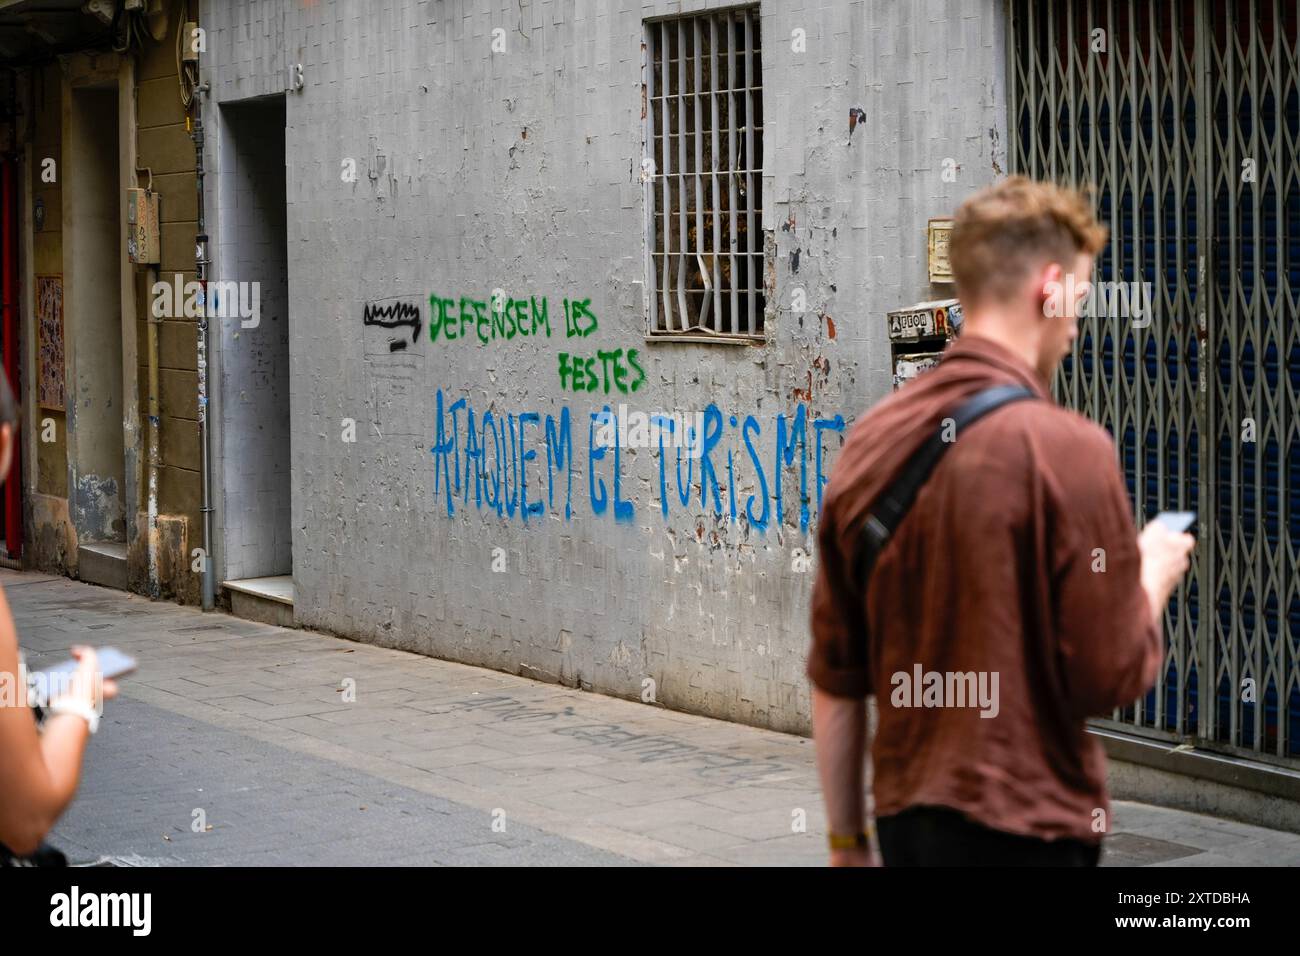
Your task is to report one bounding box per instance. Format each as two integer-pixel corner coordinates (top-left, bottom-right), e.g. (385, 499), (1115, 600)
(1152, 511), (1196, 535)
(37, 646), (137, 681)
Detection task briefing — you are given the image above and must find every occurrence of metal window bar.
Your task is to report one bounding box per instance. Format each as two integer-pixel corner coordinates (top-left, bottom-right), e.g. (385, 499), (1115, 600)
(743, 7), (756, 334)
(728, 12), (740, 334)
(644, 7), (765, 339)
(677, 17), (690, 329)
(1009, 0), (1300, 768)
(710, 14), (724, 333)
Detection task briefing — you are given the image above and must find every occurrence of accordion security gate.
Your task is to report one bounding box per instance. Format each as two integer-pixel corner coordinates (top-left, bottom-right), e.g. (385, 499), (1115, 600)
(1008, 0), (1300, 767)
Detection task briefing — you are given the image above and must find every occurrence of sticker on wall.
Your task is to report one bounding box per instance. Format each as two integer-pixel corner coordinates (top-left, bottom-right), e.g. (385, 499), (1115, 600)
(36, 275), (65, 411)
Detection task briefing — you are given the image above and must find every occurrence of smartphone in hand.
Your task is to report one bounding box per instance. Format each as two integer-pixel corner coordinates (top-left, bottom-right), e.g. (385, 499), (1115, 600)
(37, 647), (137, 681)
(1152, 511), (1196, 535)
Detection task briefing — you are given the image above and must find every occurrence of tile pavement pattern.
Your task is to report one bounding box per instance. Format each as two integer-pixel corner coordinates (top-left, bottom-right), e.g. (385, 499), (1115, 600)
(6, 570), (1300, 866)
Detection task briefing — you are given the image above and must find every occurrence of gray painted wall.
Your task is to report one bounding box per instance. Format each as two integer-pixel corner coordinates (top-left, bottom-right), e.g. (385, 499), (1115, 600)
(200, 0), (1008, 733)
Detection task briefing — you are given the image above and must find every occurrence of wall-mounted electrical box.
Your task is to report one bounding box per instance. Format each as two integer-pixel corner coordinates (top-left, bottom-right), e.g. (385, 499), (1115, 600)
(182, 21), (199, 63)
(126, 187), (160, 265)
(887, 298), (963, 343)
(888, 297), (963, 391)
(927, 218), (955, 284)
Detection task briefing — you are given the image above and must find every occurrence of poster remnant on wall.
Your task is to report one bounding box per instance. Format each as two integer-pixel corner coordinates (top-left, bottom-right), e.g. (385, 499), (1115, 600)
(37, 275), (65, 411)
(928, 218), (954, 284)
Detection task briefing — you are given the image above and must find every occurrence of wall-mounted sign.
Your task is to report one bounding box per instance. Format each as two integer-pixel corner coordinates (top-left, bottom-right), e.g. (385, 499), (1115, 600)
(33, 196), (45, 232)
(887, 298), (962, 342)
(36, 275), (65, 411)
(928, 217), (954, 284)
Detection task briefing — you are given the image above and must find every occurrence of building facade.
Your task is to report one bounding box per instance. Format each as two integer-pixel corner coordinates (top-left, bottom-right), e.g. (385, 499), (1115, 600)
(1, 2), (204, 603)
(189, 0), (1003, 734)
(6, 1), (1295, 820)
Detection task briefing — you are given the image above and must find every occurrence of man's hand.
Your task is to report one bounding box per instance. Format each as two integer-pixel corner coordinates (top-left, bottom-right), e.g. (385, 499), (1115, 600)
(1138, 522), (1195, 626)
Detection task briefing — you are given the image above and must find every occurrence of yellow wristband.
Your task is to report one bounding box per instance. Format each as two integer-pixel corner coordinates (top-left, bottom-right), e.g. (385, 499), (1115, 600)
(827, 831), (869, 851)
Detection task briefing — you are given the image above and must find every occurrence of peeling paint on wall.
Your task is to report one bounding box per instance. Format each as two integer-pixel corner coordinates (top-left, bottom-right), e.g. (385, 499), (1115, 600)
(848, 106), (866, 141)
(71, 473), (123, 542)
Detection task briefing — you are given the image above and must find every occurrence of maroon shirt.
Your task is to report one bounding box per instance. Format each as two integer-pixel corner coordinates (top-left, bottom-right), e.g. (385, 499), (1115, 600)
(809, 334), (1160, 843)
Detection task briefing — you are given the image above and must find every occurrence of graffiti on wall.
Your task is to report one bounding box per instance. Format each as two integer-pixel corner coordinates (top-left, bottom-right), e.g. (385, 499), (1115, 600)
(360, 292), (847, 531)
(429, 388), (845, 531)
(424, 293), (645, 394)
(363, 295), (423, 352)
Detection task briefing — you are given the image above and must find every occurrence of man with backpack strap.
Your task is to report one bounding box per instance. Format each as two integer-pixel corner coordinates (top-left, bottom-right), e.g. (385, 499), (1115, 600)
(808, 177), (1195, 866)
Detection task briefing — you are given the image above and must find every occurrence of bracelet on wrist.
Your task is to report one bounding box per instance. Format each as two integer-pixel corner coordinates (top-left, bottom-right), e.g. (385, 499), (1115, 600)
(48, 698), (100, 735)
(827, 828), (871, 851)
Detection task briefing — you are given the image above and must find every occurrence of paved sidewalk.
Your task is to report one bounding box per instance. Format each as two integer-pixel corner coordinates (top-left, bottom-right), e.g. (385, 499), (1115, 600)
(6, 569), (1300, 866)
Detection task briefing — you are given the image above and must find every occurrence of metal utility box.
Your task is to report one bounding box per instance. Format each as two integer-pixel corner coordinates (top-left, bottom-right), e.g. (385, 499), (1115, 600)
(888, 298), (962, 391)
(182, 21), (200, 63)
(126, 187), (159, 265)
(927, 218), (955, 284)
(887, 298), (963, 342)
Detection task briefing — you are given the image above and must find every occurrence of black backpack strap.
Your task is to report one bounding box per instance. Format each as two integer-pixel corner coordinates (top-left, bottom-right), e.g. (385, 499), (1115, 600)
(852, 383), (1037, 589)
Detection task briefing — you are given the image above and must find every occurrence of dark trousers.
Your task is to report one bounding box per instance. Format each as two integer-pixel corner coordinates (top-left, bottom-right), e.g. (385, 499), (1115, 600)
(877, 805), (1101, 867)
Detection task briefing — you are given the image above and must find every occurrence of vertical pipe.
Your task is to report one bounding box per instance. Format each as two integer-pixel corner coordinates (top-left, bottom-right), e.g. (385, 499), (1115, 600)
(145, 259), (159, 598)
(194, 111), (213, 610)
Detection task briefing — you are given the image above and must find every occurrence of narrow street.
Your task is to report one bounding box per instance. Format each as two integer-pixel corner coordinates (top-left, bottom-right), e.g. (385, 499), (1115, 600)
(8, 568), (1299, 867)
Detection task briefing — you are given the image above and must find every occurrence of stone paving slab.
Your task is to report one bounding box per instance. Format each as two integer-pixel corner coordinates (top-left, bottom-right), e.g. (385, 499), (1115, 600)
(6, 569), (1300, 866)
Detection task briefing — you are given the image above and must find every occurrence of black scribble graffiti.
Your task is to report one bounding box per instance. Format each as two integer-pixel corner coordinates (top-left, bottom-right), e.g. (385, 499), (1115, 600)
(363, 298), (422, 352)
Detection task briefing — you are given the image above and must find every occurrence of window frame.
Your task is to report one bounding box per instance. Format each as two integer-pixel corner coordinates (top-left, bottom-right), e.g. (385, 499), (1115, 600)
(642, 5), (767, 344)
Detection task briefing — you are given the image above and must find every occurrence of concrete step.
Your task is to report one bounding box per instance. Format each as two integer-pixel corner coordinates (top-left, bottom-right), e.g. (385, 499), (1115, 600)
(223, 575), (295, 628)
(78, 542), (128, 591)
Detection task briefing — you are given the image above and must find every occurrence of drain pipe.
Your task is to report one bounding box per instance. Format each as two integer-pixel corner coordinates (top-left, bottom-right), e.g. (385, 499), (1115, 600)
(145, 258), (160, 599)
(193, 109), (214, 610)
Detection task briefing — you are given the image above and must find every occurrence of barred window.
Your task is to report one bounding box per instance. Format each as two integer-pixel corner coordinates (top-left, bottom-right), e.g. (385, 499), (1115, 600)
(644, 7), (765, 340)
